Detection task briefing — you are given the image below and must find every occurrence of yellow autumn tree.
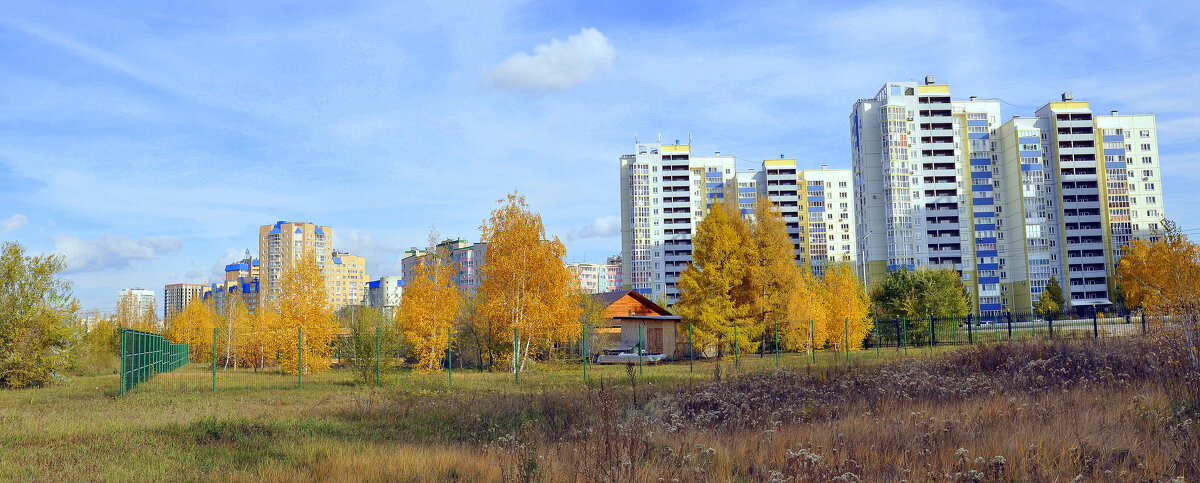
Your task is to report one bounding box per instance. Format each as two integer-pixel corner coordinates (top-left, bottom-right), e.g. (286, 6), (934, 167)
(676, 200), (753, 357)
(741, 197), (797, 353)
(237, 308), (278, 370)
(820, 262), (872, 351)
(273, 248), (337, 375)
(478, 191), (580, 374)
(1117, 220), (1200, 316)
(783, 265), (828, 355)
(217, 297), (251, 369)
(164, 297), (218, 362)
(398, 229), (461, 372)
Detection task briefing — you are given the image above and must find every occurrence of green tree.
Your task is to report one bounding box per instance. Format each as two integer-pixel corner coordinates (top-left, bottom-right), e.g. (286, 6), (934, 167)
(338, 305), (398, 384)
(871, 267), (968, 345)
(676, 200), (753, 357)
(0, 242), (78, 388)
(1035, 277), (1065, 316)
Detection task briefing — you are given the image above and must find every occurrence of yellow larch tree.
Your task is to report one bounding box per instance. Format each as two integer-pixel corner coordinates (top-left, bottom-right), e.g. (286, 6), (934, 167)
(741, 197), (797, 353)
(676, 200), (753, 357)
(820, 262), (872, 351)
(273, 248), (337, 375)
(478, 192), (580, 374)
(783, 265), (828, 355)
(398, 229), (461, 372)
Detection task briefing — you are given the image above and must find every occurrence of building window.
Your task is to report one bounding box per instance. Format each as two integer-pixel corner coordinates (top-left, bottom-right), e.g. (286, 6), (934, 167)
(1143, 156), (1153, 164)
(1140, 130), (1150, 137)
(1141, 143), (1151, 150)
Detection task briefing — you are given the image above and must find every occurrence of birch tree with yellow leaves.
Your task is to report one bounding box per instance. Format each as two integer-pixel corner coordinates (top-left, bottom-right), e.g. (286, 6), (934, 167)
(676, 200), (753, 357)
(273, 248), (337, 375)
(164, 297), (218, 362)
(398, 229), (461, 372)
(478, 192), (580, 374)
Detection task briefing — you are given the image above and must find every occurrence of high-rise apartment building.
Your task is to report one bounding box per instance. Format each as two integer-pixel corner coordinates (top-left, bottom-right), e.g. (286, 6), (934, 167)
(567, 256), (623, 294)
(257, 221), (368, 312)
(400, 239), (488, 293)
(259, 221), (332, 306)
(852, 77), (1165, 315)
(366, 276), (404, 315)
(202, 252), (260, 314)
(756, 160), (856, 275)
(619, 138), (855, 303)
(329, 250), (368, 309)
(163, 283), (206, 320)
(117, 288), (156, 323)
(620, 140), (737, 303)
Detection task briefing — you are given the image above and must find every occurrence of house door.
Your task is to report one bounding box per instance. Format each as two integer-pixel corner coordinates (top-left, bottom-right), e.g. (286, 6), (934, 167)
(647, 327), (663, 354)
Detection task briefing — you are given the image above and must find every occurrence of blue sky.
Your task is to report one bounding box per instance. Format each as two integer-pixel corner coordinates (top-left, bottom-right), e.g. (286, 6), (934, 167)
(2, 1), (1199, 311)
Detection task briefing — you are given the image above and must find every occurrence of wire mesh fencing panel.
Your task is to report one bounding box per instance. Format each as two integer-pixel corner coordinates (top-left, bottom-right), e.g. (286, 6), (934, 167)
(119, 328), (189, 396)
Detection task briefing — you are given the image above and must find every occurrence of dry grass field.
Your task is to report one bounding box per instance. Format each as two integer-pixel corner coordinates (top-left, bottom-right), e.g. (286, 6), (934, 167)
(1, 338), (1196, 481)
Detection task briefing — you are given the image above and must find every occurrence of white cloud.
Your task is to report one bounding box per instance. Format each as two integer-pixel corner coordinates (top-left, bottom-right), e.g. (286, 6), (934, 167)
(52, 234), (184, 272)
(569, 215), (620, 241)
(488, 28), (615, 93)
(2, 214), (26, 233)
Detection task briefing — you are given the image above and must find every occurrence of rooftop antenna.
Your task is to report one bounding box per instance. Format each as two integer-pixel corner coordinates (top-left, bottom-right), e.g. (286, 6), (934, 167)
(688, 134), (692, 145)
(634, 131), (638, 144)
(657, 133), (661, 143)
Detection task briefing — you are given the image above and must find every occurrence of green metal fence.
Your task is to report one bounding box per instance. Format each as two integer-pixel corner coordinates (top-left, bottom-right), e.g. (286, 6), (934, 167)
(119, 328), (189, 396)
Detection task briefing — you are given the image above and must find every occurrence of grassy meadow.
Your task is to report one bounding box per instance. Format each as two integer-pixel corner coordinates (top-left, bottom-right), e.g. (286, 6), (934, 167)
(1, 339), (1197, 481)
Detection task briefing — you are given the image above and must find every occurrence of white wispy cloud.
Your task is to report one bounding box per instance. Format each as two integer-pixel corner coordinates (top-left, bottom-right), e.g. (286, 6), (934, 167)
(52, 235), (184, 273)
(569, 215), (620, 241)
(2, 214), (26, 233)
(488, 28), (615, 93)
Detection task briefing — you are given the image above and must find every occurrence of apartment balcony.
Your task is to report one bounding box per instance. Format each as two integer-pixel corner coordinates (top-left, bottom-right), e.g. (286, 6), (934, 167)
(1067, 255), (1107, 266)
(925, 141), (956, 151)
(1060, 187), (1098, 197)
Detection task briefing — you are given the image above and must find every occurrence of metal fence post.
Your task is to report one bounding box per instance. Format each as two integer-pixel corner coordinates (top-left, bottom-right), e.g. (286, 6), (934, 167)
(639, 322), (645, 376)
(1006, 312), (1013, 341)
(1048, 315), (1054, 340)
(689, 323), (694, 373)
(376, 326), (381, 387)
(513, 326), (519, 385)
(212, 328), (217, 392)
(967, 314), (974, 344)
(774, 317), (779, 368)
(297, 327), (303, 389)
(844, 318), (849, 357)
(582, 323), (588, 383)
(1141, 312), (1147, 334)
(119, 329), (126, 396)
(1092, 311), (1099, 339)
(929, 315), (935, 349)
(874, 319), (880, 357)
(732, 319), (738, 370)
(901, 318), (907, 354)
(809, 319), (815, 364)
(895, 319), (901, 352)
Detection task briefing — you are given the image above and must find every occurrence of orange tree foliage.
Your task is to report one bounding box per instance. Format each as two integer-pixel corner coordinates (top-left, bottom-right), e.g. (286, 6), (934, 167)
(1117, 220), (1200, 315)
(273, 248), (336, 375)
(237, 308), (277, 370)
(478, 192), (579, 373)
(398, 230), (461, 372)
